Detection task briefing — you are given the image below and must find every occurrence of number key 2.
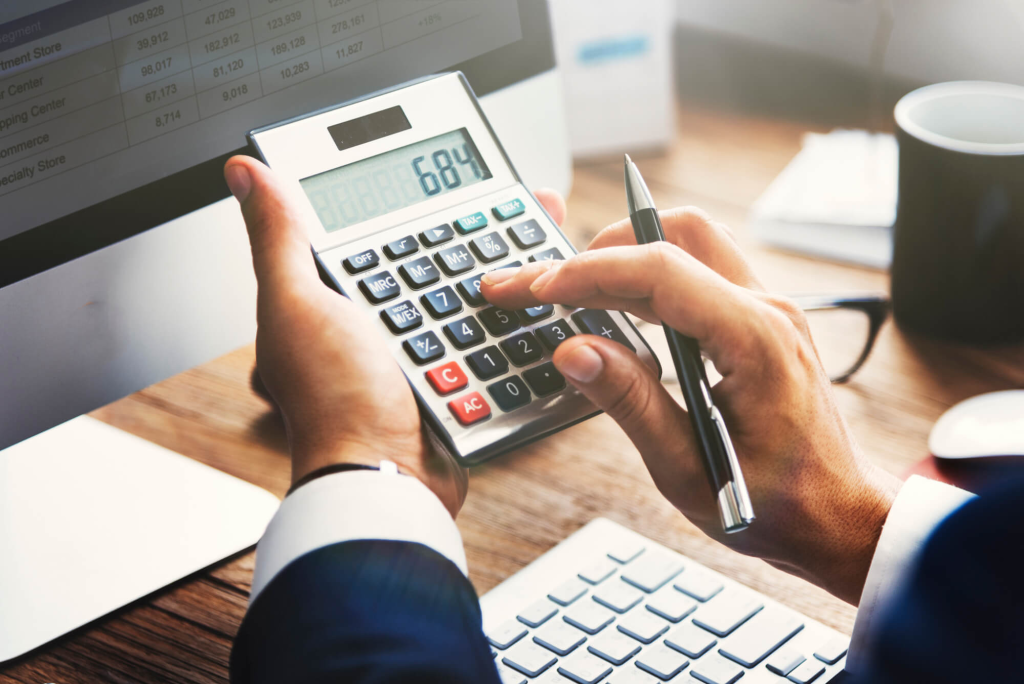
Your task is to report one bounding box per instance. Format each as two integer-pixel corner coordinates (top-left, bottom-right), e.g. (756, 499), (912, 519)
(501, 332), (543, 366)
(466, 345), (509, 380)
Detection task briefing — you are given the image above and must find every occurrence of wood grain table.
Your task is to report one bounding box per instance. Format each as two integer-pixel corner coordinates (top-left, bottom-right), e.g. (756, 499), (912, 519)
(4, 106), (1023, 683)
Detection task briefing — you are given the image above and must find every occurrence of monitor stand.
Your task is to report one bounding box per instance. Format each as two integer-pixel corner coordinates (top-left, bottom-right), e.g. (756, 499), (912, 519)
(0, 416), (280, 664)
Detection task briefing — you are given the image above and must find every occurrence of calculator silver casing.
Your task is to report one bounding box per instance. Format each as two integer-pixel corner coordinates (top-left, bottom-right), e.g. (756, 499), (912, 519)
(249, 72), (660, 465)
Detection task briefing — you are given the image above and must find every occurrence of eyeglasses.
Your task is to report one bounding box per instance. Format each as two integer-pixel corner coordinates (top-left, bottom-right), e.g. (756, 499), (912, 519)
(636, 293), (890, 386)
(791, 294), (890, 383)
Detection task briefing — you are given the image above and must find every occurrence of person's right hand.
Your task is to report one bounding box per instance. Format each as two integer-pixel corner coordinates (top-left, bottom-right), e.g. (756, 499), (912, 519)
(481, 206), (903, 605)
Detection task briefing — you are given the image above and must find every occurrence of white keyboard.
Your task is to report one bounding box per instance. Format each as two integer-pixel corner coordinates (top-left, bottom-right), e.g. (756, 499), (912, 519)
(480, 519), (849, 684)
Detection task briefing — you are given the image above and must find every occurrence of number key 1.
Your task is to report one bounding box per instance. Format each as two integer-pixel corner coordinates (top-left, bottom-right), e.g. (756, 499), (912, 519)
(466, 345), (509, 380)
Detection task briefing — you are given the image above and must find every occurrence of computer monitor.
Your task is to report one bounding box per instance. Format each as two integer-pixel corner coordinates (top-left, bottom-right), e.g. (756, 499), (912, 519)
(0, 0), (571, 452)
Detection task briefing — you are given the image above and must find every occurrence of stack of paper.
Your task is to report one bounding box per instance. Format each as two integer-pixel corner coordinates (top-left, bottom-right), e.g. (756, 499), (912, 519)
(749, 130), (898, 270)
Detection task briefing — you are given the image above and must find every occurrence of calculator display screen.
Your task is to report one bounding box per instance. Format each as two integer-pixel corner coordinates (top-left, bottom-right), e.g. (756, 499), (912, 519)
(301, 129), (492, 233)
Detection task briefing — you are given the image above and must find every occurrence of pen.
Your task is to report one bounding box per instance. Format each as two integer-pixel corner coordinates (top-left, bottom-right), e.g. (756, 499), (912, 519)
(624, 155), (755, 533)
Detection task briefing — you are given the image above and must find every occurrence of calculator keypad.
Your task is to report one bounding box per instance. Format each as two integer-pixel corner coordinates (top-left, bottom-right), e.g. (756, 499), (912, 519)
(322, 190), (651, 461)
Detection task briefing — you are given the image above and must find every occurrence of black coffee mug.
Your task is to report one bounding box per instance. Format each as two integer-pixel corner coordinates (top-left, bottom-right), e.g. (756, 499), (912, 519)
(892, 81), (1024, 343)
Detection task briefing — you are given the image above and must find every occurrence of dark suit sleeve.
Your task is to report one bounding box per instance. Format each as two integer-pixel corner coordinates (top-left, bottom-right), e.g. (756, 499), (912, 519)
(853, 476), (1024, 683)
(230, 539), (501, 684)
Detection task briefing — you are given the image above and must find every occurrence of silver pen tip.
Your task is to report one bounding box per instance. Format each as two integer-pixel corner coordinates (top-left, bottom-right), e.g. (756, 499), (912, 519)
(624, 153), (633, 166)
(624, 154), (655, 214)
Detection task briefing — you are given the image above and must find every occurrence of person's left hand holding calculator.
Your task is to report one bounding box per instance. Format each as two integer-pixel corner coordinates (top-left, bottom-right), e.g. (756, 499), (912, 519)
(224, 155), (564, 515)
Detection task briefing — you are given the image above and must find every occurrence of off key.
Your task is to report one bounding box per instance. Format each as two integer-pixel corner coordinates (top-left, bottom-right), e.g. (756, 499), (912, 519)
(448, 391), (491, 425)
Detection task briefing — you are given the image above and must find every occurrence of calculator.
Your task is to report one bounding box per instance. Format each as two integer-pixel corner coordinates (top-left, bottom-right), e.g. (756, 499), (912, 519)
(249, 72), (660, 465)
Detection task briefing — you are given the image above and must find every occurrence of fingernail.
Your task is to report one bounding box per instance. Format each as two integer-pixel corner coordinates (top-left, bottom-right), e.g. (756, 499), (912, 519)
(225, 164), (252, 203)
(481, 268), (518, 286)
(557, 345), (604, 384)
(529, 262), (561, 293)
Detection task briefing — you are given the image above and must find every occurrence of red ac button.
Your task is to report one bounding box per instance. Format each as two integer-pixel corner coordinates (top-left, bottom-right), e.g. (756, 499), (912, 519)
(448, 391), (491, 426)
(426, 362), (468, 395)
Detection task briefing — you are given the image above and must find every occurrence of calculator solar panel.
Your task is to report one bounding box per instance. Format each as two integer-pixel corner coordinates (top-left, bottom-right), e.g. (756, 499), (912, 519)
(250, 73), (659, 464)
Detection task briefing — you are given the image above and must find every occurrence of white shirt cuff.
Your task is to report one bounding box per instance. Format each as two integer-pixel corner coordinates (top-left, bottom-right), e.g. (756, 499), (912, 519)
(249, 468), (467, 604)
(847, 475), (974, 671)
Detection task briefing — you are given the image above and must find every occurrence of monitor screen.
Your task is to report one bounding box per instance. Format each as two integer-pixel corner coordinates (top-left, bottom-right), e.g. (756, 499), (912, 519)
(0, 0), (554, 286)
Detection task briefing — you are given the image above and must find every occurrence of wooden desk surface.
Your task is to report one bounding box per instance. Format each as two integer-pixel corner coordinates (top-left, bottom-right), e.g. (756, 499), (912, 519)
(5, 107), (1023, 683)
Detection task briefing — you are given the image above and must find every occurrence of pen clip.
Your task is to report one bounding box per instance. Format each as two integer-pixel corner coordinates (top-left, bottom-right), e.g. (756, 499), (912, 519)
(709, 405), (755, 533)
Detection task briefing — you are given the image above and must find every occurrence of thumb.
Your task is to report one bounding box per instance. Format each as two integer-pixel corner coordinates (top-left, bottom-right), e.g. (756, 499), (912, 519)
(224, 155), (319, 291)
(553, 334), (699, 477)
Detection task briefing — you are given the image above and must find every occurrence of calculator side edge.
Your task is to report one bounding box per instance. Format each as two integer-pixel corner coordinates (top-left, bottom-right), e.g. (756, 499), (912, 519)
(456, 73), (663, 383)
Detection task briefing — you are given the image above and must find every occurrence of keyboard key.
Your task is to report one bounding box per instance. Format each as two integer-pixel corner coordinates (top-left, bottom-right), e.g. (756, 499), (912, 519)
(692, 591), (763, 637)
(358, 270), (401, 304)
(549, 577), (590, 606)
(425, 362), (468, 395)
(508, 219), (547, 249)
(518, 598), (559, 628)
(607, 541), (645, 564)
(766, 646), (806, 676)
(503, 640), (557, 678)
(520, 304), (555, 324)
(592, 580), (644, 614)
(571, 310), (635, 351)
(443, 316), (487, 350)
(496, 664), (527, 684)
(635, 643), (689, 680)
(419, 223), (454, 247)
(813, 635), (849, 665)
(530, 247), (565, 263)
(787, 660), (826, 683)
(689, 654), (744, 684)
(384, 235), (418, 260)
(616, 611), (669, 644)
(488, 376), (532, 412)
(454, 211), (489, 234)
(719, 608), (803, 668)
(501, 332), (543, 366)
(380, 301), (423, 334)
(557, 650), (613, 684)
(398, 256), (441, 289)
(563, 600), (616, 634)
(578, 558), (618, 585)
(457, 273), (486, 306)
(448, 391), (491, 426)
(608, 669), (659, 684)
(343, 248), (379, 274)
(420, 285), (463, 319)
(536, 319), (577, 351)
(488, 619), (528, 649)
(646, 589), (698, 623)
(524, 363), (566, 396)
(664, 622), (717, 658)
(588, 629), (641, 666)
(470, 232), (511, 263)
(620, 553), (684, 593)
(466, 346), (510, 380)
(673, 572), (723, 602)
(534, 669), (572, 684)
(493, 259), (523, 270)
(479, 307), (521, 336)
(435, 244), (476, 276)
(534, 620), (588, 656)
(403, 331), (445, 365)
(493, 197), (527, 221)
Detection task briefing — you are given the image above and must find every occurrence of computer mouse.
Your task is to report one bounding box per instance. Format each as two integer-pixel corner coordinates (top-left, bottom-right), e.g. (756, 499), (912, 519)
(930, 390), (1024, 460)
